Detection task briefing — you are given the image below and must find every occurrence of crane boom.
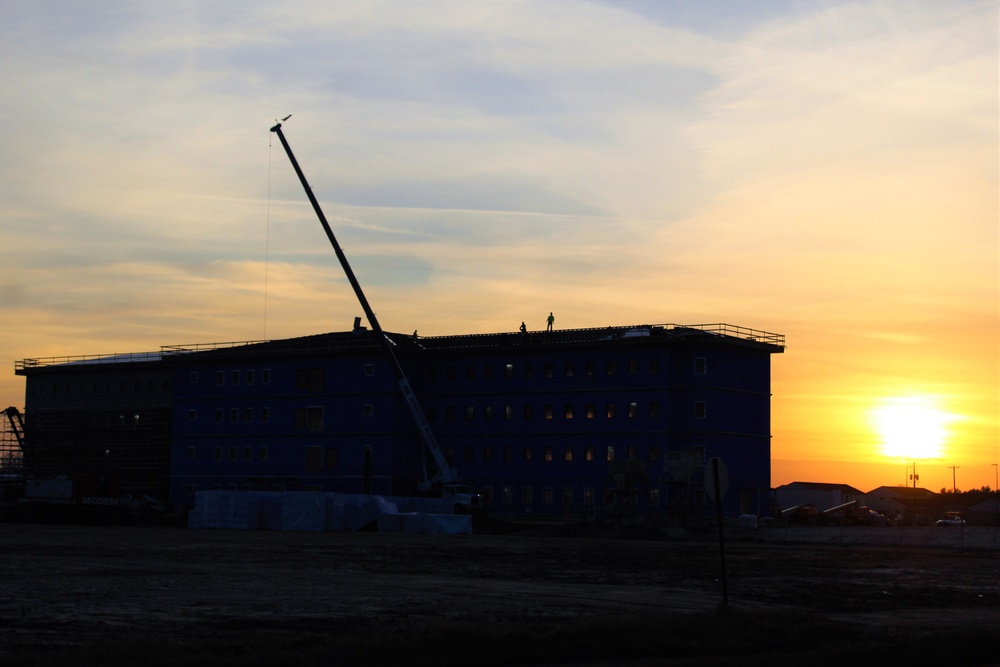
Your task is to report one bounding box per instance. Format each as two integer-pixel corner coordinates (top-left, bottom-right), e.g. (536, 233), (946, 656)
(269, 122), (457, 491)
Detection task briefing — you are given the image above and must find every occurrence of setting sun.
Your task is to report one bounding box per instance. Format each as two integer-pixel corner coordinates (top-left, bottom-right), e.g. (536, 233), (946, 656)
(872, 397), (954, 460)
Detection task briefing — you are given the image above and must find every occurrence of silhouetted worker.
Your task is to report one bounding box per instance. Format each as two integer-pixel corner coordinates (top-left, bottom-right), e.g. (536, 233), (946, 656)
(519, 322), (527, 334)
(546, 312), (554, 332)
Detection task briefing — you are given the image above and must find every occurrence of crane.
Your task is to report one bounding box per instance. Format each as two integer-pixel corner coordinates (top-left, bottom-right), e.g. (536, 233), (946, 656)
(269, 122), (469, 501)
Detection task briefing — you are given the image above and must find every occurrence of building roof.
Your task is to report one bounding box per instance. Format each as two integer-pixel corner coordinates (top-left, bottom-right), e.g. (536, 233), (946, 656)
(16, 322), (785, 370)
(778, 481), (865, 495)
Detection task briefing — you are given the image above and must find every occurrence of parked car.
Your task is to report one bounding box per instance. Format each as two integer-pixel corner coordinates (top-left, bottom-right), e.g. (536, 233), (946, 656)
(935, 512), (966, 526)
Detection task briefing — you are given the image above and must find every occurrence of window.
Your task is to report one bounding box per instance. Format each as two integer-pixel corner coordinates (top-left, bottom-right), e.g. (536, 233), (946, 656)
(484, 406), (494, 421)
(543, 446), (553, 462)
(231, 370), (240, 385)
(262, 369), (271, 384)
(503, 446), (513, 463)
(606, 445), (615, 462)
(650, 488), (661, 506)
(216, 371), (225, 386)
(695, 401), (706, 419)
(230, 408), (239, 423)
(305, 446), (322, 472)
(564, 362), (574, 377)
(188, 409), (197, 421)
(522, 404), (533, 420)
(544, 362), (554, 378)
(584, 487), (595, 504)
(484, 365), (495, 380)
(502, 486), (513, 505)
(445, 406), (456, 422)
(649, 445), (660, 462)
(260, 446), (269, 462)
(628, 359), (638, 374)
(245, 408), (254, 423)
(446, 366), (456, 381)
(523, 363), (534, 379)
(544, 404), (554, 420)
(627, 445), (638, 461)
(649, 357), (660, 374)
(523, 447), (533, 462)
(261, 407), (270, 423)
(564, 404), (574, 419)
(606, 402), (616, 419)
(228, 446), (237, 461)
(214, 447), (222, 461)
(296, 367), (326, 392)
(186, 447), (195, 459)
(522, 487), (534, 505)
(364, 404), (374, 417)
(365, 364), (375, 377)
(606, 360), (617, 375)
(427, 367), (438, 382)
(465, 406), (475, 421)
(649, 401), (660, 418)
(564, 446), (573, 462)
(244, 447), (253, 461)
(480, 487), (493, 505)
(189, 371), (199, 383)
(543, 488), (554, 505)
(695, 357), (707, 375)
(295, 406), (325, 431)
(325, 448), (338, 469)
(505, 363), (514, 379)
(628, 402), (638, 419)
(585, 403), (595, 419)
(246, 370), (255, 385)
(585, 360), (595, 376)
(563, 488), (574, 504)
(483, 446), (494, 462)
(215, 409), (223, 423)
(504, 405), (513, 421)
(465, 365), (475, 381)
(464, 447), (474, 463)
(585, 446), (594, 462)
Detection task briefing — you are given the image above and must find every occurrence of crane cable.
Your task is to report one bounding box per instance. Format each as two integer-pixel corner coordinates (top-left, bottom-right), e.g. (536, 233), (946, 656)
(263, 130), (273, 340)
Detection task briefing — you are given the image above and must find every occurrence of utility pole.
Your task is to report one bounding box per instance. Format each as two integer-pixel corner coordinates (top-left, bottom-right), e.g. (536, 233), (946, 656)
(947, 465), (959, 493)
(910, 462), (918, 489)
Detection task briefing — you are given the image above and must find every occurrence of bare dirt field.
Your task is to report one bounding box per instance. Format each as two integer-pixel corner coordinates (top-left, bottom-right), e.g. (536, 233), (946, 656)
(0, 522), (998, 666)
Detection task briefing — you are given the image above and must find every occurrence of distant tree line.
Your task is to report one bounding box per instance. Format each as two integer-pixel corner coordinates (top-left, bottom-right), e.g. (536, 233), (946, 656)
(937, 486), (995, 499)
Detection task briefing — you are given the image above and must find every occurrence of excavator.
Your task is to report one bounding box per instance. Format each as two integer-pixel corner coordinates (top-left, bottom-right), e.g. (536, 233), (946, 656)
(270, 121), (478, 511)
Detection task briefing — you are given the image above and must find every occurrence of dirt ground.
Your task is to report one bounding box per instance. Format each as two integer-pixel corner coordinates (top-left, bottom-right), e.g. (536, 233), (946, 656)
(0, 522), (998, 665)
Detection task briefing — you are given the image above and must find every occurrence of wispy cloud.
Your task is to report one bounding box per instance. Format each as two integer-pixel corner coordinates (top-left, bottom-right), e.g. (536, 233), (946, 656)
(0, 0), (995, 492)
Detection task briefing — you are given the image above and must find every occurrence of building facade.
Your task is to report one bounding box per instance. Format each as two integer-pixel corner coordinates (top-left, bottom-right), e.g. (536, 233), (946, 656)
(16, 322), (784, 519)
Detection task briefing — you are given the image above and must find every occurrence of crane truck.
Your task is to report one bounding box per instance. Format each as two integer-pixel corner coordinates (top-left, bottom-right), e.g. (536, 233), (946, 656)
(270, 122), (479, 512)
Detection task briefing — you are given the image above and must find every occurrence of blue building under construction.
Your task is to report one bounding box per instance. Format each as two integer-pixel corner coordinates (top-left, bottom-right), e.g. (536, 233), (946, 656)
(13, 320), (783, 521)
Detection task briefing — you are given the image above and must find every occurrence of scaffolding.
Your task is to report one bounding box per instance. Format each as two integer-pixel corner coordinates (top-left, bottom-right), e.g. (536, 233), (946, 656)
(0, 413), (23, 480)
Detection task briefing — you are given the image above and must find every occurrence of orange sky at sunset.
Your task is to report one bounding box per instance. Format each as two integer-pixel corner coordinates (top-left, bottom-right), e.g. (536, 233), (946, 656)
(1, 1), (996, 494)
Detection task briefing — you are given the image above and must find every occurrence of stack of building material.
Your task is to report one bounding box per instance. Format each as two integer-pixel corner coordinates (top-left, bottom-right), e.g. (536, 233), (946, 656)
(187, 490), (472, 534)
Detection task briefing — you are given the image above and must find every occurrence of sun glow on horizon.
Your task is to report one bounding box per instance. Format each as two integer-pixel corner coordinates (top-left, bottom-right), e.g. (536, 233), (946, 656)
(871, 396), (955, 460)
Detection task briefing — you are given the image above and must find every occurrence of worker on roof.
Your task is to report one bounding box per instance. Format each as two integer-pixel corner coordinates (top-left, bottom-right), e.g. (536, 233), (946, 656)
(546, 312), (554, 332)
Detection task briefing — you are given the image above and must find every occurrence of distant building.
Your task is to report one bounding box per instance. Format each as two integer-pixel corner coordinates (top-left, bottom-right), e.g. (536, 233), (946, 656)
(774, 481), (865, 513)
(865, 485), (939, 520)
(15, 322), (785, 519)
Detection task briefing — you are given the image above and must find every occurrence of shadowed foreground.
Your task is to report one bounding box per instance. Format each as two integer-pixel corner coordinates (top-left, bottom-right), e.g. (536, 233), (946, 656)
(0, 524), (997, 665)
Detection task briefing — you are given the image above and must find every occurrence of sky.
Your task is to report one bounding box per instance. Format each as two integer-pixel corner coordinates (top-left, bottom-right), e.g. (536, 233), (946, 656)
(1, 0), (996, 494)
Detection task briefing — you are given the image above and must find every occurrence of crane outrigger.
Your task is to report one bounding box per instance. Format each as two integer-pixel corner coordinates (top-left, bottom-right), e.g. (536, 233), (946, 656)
(269, 122), (475, 507)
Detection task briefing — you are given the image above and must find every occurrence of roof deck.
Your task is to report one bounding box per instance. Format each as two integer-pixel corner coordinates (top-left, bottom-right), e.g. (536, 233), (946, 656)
(15, 323), (784, 371)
